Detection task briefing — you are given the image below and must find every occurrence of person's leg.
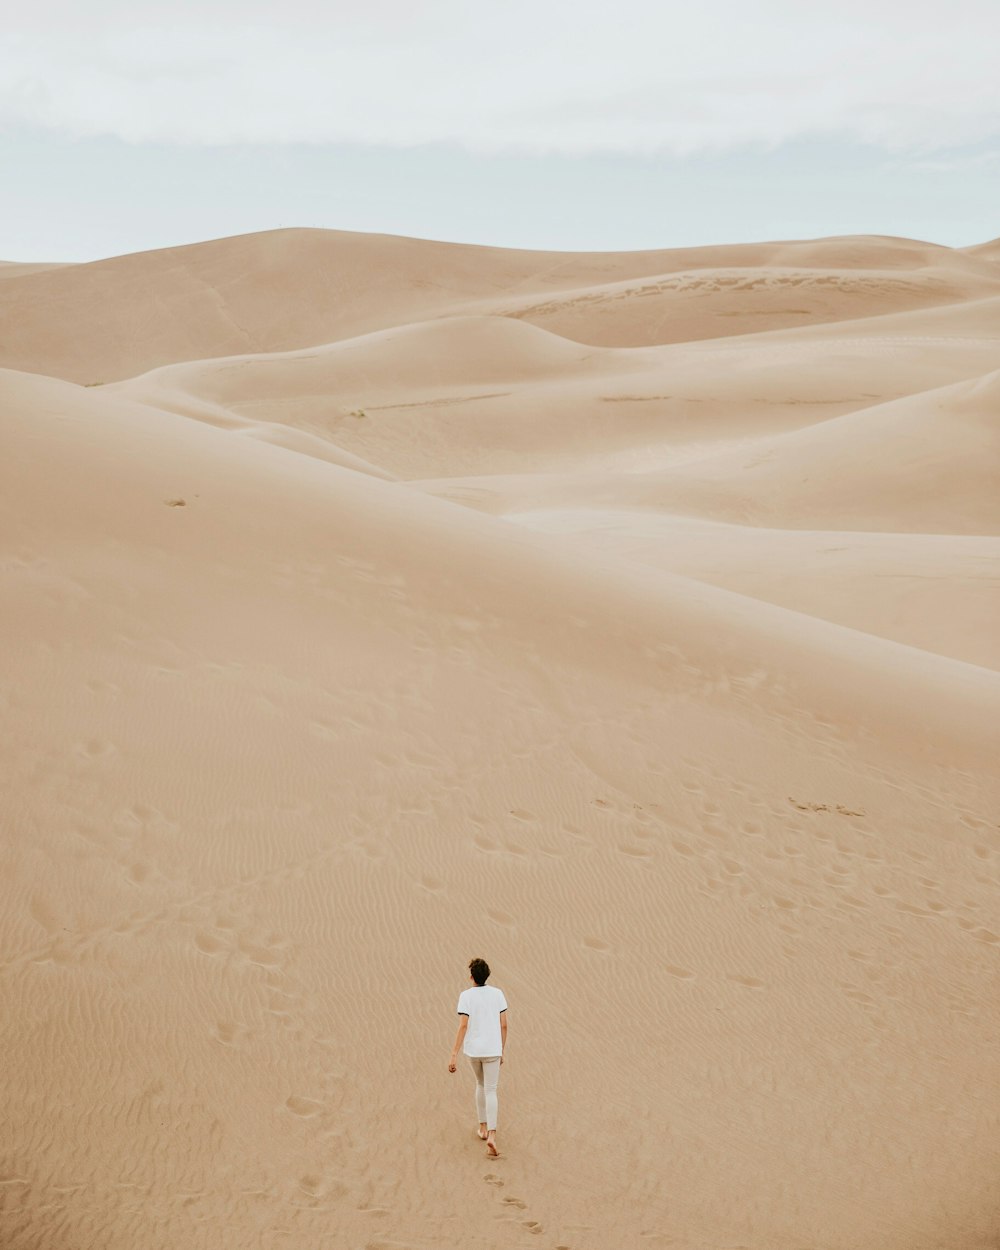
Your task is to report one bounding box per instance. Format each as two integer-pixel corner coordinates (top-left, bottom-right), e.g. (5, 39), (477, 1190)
(482, 1056), (501, 1154)
(468, 1057), (487, 1135)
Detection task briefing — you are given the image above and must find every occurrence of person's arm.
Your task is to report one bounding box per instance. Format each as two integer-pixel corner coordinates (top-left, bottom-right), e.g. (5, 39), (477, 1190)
(500, 1010), (507, 1064)
(448, 1016), (468, 1072)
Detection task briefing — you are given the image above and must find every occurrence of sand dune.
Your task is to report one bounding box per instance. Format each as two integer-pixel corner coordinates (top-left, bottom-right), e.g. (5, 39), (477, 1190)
(0, 228), (717, 384)
(484, 261), (1000, 348)
(4, 228), (1000, 383)
(417, 367), (1000, 534)
(3, 229), (999, 1250)
(110, 292), (1000, 483)
(505, 513), (1000, 670)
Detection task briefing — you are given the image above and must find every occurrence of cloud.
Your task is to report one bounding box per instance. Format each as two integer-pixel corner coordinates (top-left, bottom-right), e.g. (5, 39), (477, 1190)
(900, 149), (1000, 172)
(2, 0), (999, 154)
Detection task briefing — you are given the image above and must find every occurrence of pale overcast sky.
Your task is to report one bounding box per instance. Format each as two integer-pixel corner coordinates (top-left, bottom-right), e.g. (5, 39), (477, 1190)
(2, 0), (998, 260)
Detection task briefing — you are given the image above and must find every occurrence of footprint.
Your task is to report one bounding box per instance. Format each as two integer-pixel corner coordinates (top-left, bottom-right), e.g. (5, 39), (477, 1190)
(787, 797), (864, 817)
(665, 965), (694, 980)
(522, 1220), (543, 1234)
(502, 1196), (527, 1209)
(582, 936), (610, 952)
(75, 739), (116, 760)
(29, 897), (60, 932)
(238, 936), (282, 966)
(508, 810), (536, 823)
(487, 909), (514, 927)
(285, 1095), (322, 1117)
(727, 975), (766, 989)
(418, 876), (444, 892)
(895, 902), (934, 917)
(483, 1174), (503, 1188)
(194, 931), (225, 955)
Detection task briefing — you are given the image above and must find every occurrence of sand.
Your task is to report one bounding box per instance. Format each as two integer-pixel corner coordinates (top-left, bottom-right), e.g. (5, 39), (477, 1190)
(2, 228), (999, 1250)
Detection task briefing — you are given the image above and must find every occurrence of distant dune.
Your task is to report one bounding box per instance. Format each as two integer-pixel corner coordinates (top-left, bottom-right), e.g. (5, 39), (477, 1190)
(2, 229), (999, 1250)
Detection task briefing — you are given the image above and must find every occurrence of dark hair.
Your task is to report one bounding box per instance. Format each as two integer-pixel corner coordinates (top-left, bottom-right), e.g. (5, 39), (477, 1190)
(469, 957), (490, 986)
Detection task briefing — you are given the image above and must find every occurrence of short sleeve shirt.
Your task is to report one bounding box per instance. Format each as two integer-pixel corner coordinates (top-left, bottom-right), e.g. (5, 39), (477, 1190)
(457, 985), (508, 1057)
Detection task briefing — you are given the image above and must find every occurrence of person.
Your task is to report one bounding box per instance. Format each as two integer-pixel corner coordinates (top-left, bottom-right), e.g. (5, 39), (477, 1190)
(448, 957), (508, 1156)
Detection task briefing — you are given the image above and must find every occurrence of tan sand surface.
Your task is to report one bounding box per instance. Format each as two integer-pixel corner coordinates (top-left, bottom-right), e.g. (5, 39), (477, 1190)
(2, 229), (999, 1250)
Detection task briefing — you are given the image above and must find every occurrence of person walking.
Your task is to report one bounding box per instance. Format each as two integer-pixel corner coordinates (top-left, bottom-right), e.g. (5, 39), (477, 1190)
(448, 957), (508, 1156)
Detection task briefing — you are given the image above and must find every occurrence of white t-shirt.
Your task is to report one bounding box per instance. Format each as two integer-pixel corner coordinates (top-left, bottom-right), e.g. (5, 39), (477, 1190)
(457, 985), (508, 1057)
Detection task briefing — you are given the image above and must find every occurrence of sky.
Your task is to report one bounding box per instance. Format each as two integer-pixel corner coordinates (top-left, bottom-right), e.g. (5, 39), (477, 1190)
(2, 0), (999, 261)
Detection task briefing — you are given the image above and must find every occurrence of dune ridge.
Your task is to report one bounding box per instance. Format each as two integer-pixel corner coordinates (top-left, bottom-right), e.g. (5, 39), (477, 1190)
(2, 228), (999, 1250)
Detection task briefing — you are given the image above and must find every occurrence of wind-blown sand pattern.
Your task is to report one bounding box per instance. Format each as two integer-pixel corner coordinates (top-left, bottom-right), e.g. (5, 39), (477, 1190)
(2, 229), (999, 1250)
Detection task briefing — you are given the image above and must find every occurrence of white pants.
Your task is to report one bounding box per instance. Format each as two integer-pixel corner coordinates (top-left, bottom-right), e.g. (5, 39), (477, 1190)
(468, 1055), (501, 1130)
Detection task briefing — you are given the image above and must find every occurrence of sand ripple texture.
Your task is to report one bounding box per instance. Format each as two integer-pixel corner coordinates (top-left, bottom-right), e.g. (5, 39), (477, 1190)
(2, 229), (999, 1250)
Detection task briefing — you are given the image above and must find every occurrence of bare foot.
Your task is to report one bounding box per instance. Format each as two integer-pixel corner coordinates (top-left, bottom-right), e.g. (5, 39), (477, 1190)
(486, 1131), (499, 1157)
(477, 1127), (488, 1140)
